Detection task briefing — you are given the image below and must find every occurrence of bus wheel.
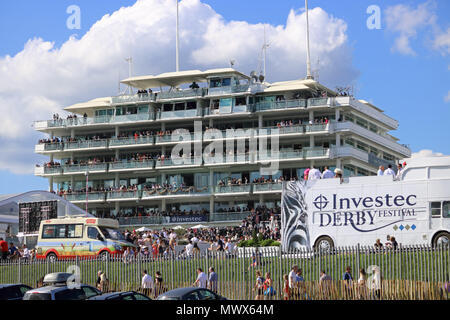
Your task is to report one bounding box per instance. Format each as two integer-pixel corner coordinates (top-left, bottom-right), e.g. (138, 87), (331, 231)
(99, 251), (109, 261)
(433, 232), (450, 247)
(46, 253), (57, 263)
(314, 236), (334, 253)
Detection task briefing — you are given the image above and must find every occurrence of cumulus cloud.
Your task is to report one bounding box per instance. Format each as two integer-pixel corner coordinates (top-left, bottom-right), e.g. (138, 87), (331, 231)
(445, 91), (450, 103)
(384, 1), (437, 55)
(0, 0), (357, 175)
(411, 149), (445, 158)
(433, 27), (450, 55)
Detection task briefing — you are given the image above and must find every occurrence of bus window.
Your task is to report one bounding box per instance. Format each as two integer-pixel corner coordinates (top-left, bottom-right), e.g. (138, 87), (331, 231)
(443, 202), (450, 218)
(42, 225), (57, 239)
(431, 202), (441, 218)
(87, 227), (99, 240)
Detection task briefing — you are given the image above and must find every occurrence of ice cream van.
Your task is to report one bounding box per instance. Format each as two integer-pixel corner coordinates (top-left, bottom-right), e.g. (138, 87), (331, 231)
(35, 216), (134, 261)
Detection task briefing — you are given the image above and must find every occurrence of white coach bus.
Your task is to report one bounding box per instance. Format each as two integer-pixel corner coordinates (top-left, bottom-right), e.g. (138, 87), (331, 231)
(281, 156), (450, 251)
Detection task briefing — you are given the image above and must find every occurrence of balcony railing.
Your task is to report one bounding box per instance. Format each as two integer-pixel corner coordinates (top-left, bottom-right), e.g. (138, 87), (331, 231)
(214, 184), (251, 194)
(259, 148), (329, 161)
(109, 160), (155, 171)
(154, 133), (195, 144)
(253, 183), (283, 192)
(155, 157), (202, 168)
(208, 84), (249, 96)
(62, 163), (108, 173)
(117, 216), (166, 225)
(109, 136), (154, 147)
(107, 191), (140, 200)
(307, 97), (329, 107)
(157, 88), (206, 100)
(111, 93), (155, 104)
(159, 109), (200, 119)
(254, 99), (307, 111)
(142, 186), (210, 199)
(64, 192), (106, 202)
(111, 113), (155, 123)
(38, 166), (63, 175)
(64, 139), (108, 150)
(203, 153), (254, 165)
(209, 212), (250, 222)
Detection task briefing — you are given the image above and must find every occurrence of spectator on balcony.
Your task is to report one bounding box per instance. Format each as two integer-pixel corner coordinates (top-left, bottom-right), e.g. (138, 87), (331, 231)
(384, 164), (395, 177)
(308, 166), (321, 180)
(189, 81), (200, 89)
(395, 163), (403, 180)
(321, 167), (334, 179)
(377, 166), (385, 176)
(303, 168), (310, 180)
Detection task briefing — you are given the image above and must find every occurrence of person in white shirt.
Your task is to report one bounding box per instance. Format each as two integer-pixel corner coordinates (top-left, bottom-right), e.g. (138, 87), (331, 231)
(141, 270), (154, 297)
(194, 268), (208, 288)
(288, 265), (299, 289)
(185, 241), (194, 257)
(191, 236), (199, 244)
(308, 166), (322, 180)
(384, 164), (395, 176)
(377, 166), (385, 176)
(395, 163), (403, 180)
(22, 245), (30, 260)
(321, 167), (334, 179)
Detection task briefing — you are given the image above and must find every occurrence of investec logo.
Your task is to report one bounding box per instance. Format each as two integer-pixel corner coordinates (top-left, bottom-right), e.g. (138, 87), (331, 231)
(313, 193), (418, 232)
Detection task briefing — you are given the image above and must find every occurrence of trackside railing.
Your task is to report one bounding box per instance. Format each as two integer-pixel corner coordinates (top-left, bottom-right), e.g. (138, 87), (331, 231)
(0, 244), (448, 300)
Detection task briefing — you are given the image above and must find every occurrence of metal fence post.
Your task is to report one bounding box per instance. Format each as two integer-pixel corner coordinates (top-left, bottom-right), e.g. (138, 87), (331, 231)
(17, 259), (21, 284)
(170, 252), (175, 290)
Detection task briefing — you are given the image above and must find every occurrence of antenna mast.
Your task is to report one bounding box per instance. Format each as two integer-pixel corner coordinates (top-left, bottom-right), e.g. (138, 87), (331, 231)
(305, 0), (314, 80)
(176, 0), (180, 72)
(125, 57), (133, 95)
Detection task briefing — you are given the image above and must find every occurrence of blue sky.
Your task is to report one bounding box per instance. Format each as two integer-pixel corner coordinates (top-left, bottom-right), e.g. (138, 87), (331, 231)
(0, 0), (449, 194)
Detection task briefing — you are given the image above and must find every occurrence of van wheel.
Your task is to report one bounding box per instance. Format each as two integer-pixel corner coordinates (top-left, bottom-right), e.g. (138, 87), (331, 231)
(314, 236), (334, 253)
(46, 253), (57, 262)
(433, 232), (450, 247)
(99, 251), (109, 261)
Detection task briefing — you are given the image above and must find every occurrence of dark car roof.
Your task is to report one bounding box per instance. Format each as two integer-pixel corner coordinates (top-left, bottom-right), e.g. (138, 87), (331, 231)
(0, 284), (31, 289)
(88, 291), (147, 300)
(159, 287), (203, 297)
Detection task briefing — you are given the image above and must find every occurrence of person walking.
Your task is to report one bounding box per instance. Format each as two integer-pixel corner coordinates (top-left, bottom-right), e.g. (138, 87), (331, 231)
(263, 272), (275, 300)
(253, 270), (265, 300)
(358, 268), (368, 300)
(141, 270), (153, 297)
(208, 267), (218, 293)
(288, 265), (299, 299)
(343, 266), (354, 299)
(0, 238), (8, 260)
(193, 268), (208, 288)
(154, 271), (164, 298)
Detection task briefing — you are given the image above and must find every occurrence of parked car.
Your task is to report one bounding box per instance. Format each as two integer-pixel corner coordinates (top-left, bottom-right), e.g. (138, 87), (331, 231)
(22, 272), (101, 300)
(156, 287), (227, 300)
(88, 291), (151, 300)
(0, 284), (33, 300)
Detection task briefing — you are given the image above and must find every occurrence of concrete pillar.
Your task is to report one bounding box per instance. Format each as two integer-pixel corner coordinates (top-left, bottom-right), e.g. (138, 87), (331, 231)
(161, 199), (166, 211)
(115, 125), (119, 137)
(259, 194), (264, 206)
(336, 133), (341, 148)
(309, 135), (315, 148)
(70, 176), (75, 189)
(115, 201), (120, 216)
(355, 167), (359, 176)
(162, 172), (167, 185)
(309, 110), (314, 122)
(115, 149), (119, 160)
(209, 169), (214, 190)
(114, 172), (119, 187)
(335, 108), (340, 121)
(70, 129), (75, 139)
(336, 159), (342, 169)
(209, 118), (213, 128)
(209, 196), (214, 216)
(49, 177), (54, 192)
(161, 122), (166, 131)
(258, 114), (263, 129)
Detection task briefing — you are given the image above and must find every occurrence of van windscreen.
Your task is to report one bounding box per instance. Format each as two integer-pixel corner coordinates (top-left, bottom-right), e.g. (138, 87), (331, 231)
(99, 227), (125, 241)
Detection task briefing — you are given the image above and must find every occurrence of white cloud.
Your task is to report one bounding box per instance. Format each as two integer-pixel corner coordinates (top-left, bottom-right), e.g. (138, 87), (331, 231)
(385, 1), (437, 55)
(445, 91), (450, 103)
(411, 149), (445, 158)
(433, 27), (450, 54)
(0, 0), (357, 175)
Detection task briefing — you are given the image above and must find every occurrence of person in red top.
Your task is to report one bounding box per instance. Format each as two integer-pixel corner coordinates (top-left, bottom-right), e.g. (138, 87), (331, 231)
(0, 238), (8, 260)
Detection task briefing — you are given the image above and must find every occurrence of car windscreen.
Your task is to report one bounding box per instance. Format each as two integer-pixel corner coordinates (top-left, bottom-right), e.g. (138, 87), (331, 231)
(23, 292), (52, 300)
(99, 227), (125, 241)
(157, 296), (180, 300)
